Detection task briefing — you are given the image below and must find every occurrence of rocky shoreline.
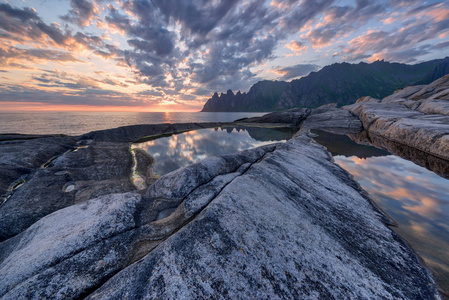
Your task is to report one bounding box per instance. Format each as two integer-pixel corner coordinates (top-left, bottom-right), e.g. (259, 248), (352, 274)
(1, 77), (448, 299)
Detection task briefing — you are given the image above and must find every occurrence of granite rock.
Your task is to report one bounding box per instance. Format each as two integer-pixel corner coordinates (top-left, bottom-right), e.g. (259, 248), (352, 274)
(237, 108), (311, 127)
(0, 133), (438, 299)
(345, 75), (449, 161)
(88, 133), (438, 299)
(0, 140), (135, 241)
(301, 104), (363, 134)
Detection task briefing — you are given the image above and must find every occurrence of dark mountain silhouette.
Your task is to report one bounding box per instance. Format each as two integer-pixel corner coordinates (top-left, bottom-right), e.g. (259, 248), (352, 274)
(201, 57), (449, 112)
(414, 57), (449, 85)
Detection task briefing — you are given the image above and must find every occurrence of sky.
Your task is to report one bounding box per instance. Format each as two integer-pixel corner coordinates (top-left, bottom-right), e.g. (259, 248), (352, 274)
(0, 0), (448, 112)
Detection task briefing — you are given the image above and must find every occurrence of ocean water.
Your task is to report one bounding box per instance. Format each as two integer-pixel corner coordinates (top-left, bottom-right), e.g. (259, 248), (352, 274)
(0, 111), (266, 136)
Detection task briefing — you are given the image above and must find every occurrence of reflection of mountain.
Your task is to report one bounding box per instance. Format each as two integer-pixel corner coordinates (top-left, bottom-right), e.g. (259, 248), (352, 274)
(135, 128), (288, 176)
(219, 126), (296, 142)
(311, 130), (390, 158)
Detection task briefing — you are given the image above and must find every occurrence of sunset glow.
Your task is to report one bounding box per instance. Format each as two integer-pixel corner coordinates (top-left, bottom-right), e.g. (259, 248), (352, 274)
(1, 0), (448, 111)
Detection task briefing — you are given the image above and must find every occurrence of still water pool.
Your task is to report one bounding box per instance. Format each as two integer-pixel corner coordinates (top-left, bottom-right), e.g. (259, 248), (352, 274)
(134, 126), (449, 295)
(313, 130), (449, 296)
(133, 126), (294, 176)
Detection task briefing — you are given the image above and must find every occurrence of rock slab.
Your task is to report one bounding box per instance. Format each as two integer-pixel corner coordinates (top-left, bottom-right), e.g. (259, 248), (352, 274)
(0, 133), (439, 299)
(345, 75), (449, 161)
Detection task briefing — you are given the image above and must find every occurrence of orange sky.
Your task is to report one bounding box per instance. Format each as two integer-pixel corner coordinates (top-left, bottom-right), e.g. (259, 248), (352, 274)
(1, 0), (448, 111)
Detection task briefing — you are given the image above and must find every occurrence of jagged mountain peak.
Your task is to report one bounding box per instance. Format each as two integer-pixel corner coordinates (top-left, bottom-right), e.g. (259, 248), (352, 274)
(201, 58), (449, 112)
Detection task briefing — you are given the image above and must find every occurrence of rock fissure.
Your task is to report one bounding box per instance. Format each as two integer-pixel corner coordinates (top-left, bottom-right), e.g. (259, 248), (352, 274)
(65, 145), (280, 299)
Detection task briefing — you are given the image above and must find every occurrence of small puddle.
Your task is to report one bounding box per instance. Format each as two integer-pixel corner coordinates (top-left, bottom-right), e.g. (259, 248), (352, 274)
(312, 129), (449, 295)
(131, 126), (294, 180)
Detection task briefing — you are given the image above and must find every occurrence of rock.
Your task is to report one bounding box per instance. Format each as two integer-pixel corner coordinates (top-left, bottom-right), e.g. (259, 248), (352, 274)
(201, 58), (449, 112)
(0, 141), (135, 241)
(88, 133), (438, 299)
(0, 133), (438, 299)
(237, 108), (311, 127)
(0, 136), (76, 196)
(349, 130), (449, 179)
(345, 76), (449, 161)
(301, 104), (363, 134)
(201, 81), (288, 112)
(81, 123), (222, 143)
(134, 148), (156, 179)
(0, 192), (142, 299)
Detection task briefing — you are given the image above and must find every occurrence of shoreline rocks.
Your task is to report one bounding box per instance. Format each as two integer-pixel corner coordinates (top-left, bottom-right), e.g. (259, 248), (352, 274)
(1, 76), (449, 298)
(0, 133), (439, 299)
(344, 75), (449, 161)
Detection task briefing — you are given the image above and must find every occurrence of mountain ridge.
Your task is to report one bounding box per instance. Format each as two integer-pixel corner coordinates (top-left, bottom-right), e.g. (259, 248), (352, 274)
(201, 57), (449, 112)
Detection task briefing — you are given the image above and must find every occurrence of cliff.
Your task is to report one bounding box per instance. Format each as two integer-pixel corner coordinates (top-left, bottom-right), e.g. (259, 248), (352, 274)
(201, 80), (287, 112)
(201, 57), (449, 112)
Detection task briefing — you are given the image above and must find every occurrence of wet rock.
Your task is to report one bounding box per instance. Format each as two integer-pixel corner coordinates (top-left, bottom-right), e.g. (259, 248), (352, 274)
(310, 130), (390, 159)
(0, 136), (76, 196)
(88, 133), (438, 299)
(0, 122), (238, 241)
(345, 76), (449, 161)
(0, 134), (438, 299)
(134, 148), (156, 179)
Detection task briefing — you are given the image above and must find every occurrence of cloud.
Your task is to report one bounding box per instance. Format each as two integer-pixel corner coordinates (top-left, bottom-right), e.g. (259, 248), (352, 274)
(339, 2), (449, 62)
(61, 0), (98, 27)
(0, 45), (80, 67)
(1, 0), (449, 109)
(274, 64), (319, 81)
(301, 1), (387, 48)
(138, 0), (240, 35)
(433, 41), (449, 50)
(0, 81), (156, 108)
(285, 40), (308, 56)
(0, 3), (38, 21)
(100, 0), (335, 93)
(0, 3), (68, 46)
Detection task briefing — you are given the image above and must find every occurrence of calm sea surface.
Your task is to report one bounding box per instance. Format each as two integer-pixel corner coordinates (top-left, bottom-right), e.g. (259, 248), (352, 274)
(0, 111), (265, 136)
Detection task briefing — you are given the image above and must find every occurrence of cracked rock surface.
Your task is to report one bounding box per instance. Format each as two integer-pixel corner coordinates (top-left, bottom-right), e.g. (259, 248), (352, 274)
(0, 133), (439, 299)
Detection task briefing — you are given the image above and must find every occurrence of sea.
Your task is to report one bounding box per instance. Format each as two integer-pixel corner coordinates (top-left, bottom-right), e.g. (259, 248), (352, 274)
(0, 111), (266, 136)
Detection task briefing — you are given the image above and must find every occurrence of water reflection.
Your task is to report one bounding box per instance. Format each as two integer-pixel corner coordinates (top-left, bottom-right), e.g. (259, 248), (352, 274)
(313, 130), (449, 295)
(133, 126), (291, 176)
(349, 130), (449, 179)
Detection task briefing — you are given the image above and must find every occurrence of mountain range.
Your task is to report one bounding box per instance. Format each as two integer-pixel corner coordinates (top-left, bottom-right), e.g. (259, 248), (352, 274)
(201, 57), (449, 112)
